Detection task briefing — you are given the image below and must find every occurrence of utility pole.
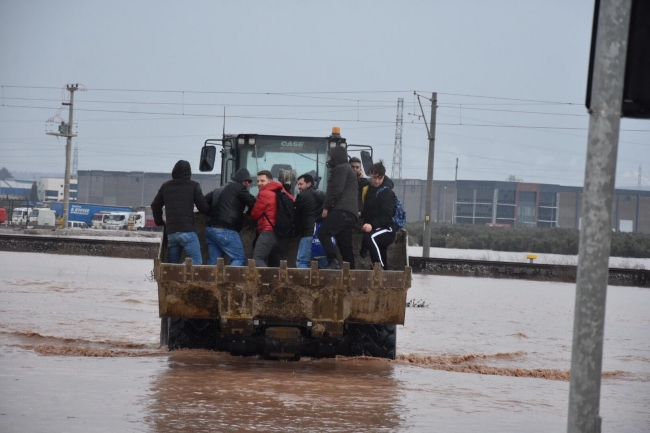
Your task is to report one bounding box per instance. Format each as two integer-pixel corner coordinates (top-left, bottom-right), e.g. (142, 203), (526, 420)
(453, 157), (458, 224)
(567, 1), (632, 432)
(418, 92), (437, 258)
(46, 84), (78, 228)
(392, 98), (404, 180)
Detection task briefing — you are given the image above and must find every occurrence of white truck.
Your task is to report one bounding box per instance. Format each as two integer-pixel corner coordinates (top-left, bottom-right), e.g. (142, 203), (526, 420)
(102, 212), (132, 230)
(127, 211), (146, 230)
(11, 207), (32, 225)
(91, 212), (112, 229)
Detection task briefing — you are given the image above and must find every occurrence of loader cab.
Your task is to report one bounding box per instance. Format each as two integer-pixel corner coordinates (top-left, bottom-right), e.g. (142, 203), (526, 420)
(199, 128), (374, 197)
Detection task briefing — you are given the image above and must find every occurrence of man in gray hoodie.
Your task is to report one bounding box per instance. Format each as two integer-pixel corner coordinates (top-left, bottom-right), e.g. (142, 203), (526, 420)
(318, 146), (358, 269)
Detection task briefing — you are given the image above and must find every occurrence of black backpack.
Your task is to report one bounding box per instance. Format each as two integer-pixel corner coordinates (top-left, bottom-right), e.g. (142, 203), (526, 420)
(265, 190), (296, 238)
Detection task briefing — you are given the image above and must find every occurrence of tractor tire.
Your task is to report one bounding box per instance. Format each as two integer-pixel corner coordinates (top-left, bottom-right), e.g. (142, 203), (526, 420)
(160, 318), (218, 350)
(346, 323), (397, 360)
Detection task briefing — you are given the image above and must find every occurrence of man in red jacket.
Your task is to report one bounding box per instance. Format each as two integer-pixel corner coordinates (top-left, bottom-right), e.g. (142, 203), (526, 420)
(250, 170), (295, 267)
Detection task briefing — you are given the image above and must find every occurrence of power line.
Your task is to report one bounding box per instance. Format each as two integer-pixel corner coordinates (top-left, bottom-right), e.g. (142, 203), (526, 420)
(3, 104), (649, 132)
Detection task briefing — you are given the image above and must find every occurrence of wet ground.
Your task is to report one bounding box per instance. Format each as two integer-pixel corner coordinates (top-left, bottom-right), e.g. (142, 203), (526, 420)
(0, 252), (648, 432)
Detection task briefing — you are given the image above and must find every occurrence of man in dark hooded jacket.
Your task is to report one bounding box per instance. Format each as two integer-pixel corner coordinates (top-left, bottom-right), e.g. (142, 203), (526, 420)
(318, 146), (358, 269)
(204, 168), (256, 266)
(151, 160), (211, 264)
(294, 173), (326, 268)
(360, 161), (397, 270)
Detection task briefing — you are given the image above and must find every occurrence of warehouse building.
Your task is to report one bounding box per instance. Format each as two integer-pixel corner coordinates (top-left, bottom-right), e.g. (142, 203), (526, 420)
(392, 179), (650, 233)
(77, 170), (221, 208)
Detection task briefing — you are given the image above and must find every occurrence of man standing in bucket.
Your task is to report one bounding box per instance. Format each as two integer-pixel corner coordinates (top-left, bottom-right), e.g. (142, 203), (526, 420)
(250, 170), (295, 267)
(318, 146), (358, 269)
(151, 160), (211, 264)
(294, 173), (326, 268)
(204, 168), (256, 266)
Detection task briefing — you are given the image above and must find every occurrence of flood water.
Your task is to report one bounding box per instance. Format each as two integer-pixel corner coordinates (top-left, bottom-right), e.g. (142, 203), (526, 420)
(0, 252), (648, 432)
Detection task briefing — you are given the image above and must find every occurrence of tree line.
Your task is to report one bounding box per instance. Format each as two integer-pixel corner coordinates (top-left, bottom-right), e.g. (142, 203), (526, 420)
(405, 222), (650, 259)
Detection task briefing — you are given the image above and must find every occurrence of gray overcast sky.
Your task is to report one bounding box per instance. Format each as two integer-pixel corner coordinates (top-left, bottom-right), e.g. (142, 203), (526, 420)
(1, 0), (648, 187)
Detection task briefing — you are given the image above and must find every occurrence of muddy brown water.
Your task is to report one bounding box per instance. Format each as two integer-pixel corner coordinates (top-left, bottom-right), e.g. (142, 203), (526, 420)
(0, 252), (648, 432)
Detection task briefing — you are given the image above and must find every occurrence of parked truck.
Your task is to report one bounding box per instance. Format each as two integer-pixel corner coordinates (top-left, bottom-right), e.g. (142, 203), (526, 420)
(102, 212), (132, 230)
(50, 202), (132, 226)
(154, 128), (411, 360)
(127, 211), (146, 230)
(11, 207), (32, 224)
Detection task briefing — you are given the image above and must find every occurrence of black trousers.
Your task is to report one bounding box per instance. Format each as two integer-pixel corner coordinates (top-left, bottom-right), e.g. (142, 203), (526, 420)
(318, 209), (356, 269)
(362, 227), (396, 270)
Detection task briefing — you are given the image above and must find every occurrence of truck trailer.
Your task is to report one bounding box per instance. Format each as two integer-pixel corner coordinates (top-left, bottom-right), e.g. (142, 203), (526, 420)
(50, 202), (132, 226)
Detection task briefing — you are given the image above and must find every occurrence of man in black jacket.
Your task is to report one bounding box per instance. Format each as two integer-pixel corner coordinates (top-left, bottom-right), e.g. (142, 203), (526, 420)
(294, 173), (326, 268)
(361, 161), (397, 270)
(151, 160), (211, 264)
(204, 168), (256, 266)
(318, 146), (358, 269)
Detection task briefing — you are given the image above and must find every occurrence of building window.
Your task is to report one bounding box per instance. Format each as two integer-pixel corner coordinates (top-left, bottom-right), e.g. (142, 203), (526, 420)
(539, 192), (557, 207)
(497, 205), (515, 219)
(498, 189), (515, 204)
(476, 188), (493, 203)
(456, 188), (474, 203)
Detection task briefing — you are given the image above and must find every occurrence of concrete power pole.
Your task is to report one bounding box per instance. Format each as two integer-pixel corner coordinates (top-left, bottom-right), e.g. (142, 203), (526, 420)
(72, 145), (79, 180)
(46, 84), (78, 228)
(420, 93), (437, 258)
(392, 98), (404, 180)
(567, 1), (632, 432)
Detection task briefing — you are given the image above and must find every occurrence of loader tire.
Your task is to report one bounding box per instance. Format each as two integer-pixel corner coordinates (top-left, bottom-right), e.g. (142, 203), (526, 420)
(346, 323), (396, 360)
(160, 318), (218, 350)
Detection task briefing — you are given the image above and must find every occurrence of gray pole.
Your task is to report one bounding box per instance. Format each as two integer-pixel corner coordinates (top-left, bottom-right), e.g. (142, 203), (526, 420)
(453, 157), (458, 224)
(62, 84), (78, 228)
(422, 93), (437, 258)
(567, 1), (631, 432)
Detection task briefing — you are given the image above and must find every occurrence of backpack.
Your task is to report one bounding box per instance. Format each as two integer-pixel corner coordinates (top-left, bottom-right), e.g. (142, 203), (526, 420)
(265, 189), (296, 238)
(376, 186), (406, 229)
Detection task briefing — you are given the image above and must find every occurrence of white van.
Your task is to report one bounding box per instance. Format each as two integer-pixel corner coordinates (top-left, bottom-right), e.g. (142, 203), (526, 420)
(67, 221), (89, 229)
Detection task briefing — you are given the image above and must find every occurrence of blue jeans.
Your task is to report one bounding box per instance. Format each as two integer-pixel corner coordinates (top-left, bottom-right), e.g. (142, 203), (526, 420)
(205, 227), (246, 266)
(296, 237), (313, 268)
(168, 231), (203, 265)
(296, 236), (328, 268)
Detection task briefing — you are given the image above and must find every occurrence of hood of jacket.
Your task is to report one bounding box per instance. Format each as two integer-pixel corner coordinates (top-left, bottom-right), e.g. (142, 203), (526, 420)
(327, 146), (349, 168)
(380, 175), (394, 189)
(172, 160), (192, 180)
(232, 168), (252, 184)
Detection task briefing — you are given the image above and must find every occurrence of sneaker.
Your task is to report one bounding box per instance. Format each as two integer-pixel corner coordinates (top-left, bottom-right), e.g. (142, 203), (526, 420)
(321, 258), (341, 270)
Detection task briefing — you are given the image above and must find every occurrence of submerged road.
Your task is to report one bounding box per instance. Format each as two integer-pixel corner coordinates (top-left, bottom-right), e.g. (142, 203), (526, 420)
(0, 252), (648, 432)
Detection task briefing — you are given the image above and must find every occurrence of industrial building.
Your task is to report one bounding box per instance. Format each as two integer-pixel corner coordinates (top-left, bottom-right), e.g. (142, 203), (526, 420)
(37, 178), (78, 202)
(77, 170), (221, 208)
(393, 179), (650, 233)
(0, 179), (35, 199)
